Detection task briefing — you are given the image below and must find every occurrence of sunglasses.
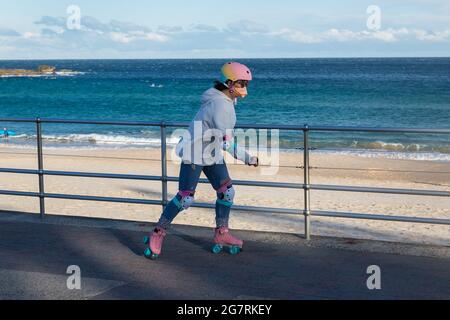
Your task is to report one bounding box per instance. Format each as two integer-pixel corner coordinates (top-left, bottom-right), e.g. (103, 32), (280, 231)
(234, 80), (249, 88)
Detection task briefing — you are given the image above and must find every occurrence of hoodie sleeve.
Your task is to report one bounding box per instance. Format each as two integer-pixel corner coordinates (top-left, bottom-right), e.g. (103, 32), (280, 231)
(211, 99), (252, 165)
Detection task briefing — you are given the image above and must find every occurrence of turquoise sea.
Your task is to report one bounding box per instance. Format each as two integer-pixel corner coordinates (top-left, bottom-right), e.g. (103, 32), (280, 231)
(0, 58), (449, 161)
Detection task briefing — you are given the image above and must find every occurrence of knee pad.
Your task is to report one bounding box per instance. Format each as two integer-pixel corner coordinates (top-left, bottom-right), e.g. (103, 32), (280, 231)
(217, 181), (235, 207)
(173, 190), (195, 211)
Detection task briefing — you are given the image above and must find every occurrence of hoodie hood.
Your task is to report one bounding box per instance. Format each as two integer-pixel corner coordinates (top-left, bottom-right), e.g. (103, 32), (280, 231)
(201, 87), (233, 105)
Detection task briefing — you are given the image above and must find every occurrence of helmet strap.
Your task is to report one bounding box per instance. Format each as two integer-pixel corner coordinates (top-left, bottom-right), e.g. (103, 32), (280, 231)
(221, 80), (237, 100)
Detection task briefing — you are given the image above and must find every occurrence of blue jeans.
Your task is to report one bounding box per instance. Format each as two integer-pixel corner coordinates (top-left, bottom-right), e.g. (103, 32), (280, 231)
(157, 162), (233, 229)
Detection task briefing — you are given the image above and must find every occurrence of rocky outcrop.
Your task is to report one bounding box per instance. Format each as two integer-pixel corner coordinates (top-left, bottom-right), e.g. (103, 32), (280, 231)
(37, 65), (56, 74)
(0, 65), (60, 76)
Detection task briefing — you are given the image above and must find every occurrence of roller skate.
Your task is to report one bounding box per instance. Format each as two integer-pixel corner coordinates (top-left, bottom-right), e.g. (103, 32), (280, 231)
(143, 227), (167, 260)
(212, 227), (244, 255)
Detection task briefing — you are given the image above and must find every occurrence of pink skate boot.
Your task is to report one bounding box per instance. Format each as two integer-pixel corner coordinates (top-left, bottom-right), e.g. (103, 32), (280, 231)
(143, 227), (167, 260)
(212, 227), (244, 255)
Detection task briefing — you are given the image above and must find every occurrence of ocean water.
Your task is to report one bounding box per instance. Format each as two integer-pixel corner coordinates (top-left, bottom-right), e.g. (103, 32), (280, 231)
(0, 58), (449, 161)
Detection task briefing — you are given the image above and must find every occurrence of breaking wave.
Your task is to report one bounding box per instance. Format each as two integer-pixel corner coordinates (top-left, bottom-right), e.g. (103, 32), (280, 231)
(2, 134), (449, 162)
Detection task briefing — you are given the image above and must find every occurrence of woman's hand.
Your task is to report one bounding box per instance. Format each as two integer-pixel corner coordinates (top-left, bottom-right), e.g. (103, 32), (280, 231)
(248, 156), (259, 167)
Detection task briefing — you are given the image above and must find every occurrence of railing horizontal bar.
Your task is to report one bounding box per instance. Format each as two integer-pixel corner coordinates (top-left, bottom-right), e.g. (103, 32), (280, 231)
(169, 176), (450, 196)
(44, 170), (162, 181)
(0, 190), (40, 197)
(233, 204), (302, 214)
(190, 202), (302, 215)
(0, 168), (38, 175)
(232, 179), (304, 189)
(0, 118), (36, 123)
(45, 193), (162, 205)
(236, 124), (304, 130)
(0, 168), (163, 181)
(2, 169), (448, 197)
(155, 122), (305, 130)
(2, 188), (449, 225)
(311, 184), (450, 197)
(309, 126), (450, 134)
(38, 118), (163, 126)
(167, 176), (304, 189)
(311, 166), (450, 175)
(3, 117), (449, 134)
(313, 210), (450, 225)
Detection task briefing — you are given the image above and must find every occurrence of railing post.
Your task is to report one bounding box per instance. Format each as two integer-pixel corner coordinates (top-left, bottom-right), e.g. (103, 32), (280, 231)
(160, 122), (168, 209)
(303, 124), (311, 240)
(36, 118), (45, 219)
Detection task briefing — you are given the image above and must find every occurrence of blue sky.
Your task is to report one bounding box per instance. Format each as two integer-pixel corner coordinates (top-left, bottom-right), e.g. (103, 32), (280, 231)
(0, 0), (449, 59)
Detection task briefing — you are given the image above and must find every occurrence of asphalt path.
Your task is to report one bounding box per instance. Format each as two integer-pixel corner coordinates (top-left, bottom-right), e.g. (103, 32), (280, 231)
(0, 211), (448, 300)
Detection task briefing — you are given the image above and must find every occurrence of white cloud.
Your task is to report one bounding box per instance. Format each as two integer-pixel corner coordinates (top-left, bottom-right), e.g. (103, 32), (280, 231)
(227, 20), (269, 34)
(413, 29), (450, 41)
(323, 29), (399, 42)
(143, 33), (168, 42)
(1, 16), (450, 59)
(372, 31), (397, 42)
(79, 16), (112, 33)
(110, 31), (168, 44)
(158, 25), (184, 34)
(35, 16), (66, 28)
(110, 20), (151, 33)
(23, 32), (40, 39)
(190, 24), (220, 33)
(110, 32), (133, 44)
(271, 27), (450, 44)
(271, 28), (323, 44)
(323, 29), (361, 42)
(33, 15), (170, 46)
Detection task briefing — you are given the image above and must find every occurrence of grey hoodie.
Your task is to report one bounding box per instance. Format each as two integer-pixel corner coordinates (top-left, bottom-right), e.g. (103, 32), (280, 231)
(176, 87), (251, 166)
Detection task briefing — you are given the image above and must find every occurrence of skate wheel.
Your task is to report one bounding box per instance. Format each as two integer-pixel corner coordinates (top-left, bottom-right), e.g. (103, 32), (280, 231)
(229, 246), (241, 255)
(150, 253), (159, 260)
(143, 236), (150, 245)
(144, 247), (152, 258)
(144, 248), (159, 260)
(212, 244), (223, 254)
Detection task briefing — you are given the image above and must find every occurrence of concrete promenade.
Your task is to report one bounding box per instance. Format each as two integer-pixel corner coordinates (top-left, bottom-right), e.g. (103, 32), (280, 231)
(0, 211), (449, 300)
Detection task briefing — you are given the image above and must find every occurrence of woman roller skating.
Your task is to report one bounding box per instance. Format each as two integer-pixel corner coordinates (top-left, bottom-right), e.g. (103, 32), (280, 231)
(144, 62), (259, 260)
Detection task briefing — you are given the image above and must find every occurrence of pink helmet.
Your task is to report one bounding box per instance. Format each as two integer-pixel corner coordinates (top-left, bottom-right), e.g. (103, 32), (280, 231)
(221, 62), (252, 82)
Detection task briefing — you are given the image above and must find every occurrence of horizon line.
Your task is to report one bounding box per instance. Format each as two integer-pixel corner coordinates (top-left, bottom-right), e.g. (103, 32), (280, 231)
(1, 56), (450, 61)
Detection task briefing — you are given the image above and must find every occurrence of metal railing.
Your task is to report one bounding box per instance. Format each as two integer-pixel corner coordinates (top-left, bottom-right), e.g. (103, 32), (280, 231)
(1, 117), (450, 240)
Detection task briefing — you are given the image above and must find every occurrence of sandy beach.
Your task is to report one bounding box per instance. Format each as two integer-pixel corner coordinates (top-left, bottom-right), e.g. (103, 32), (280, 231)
(0, 145), (449, 246)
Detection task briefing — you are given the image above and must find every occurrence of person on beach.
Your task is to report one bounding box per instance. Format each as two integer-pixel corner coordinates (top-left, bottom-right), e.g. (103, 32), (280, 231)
(144, 62), (259, 259)
(2, 128), (9, 138)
